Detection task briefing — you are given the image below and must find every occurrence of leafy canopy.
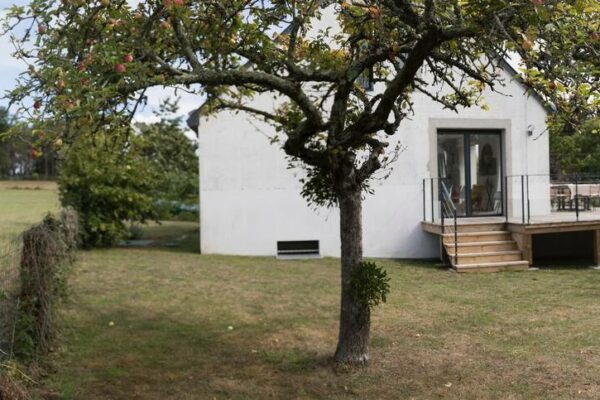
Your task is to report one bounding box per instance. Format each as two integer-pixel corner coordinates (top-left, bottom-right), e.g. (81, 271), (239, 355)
(3, 0), (600, 202)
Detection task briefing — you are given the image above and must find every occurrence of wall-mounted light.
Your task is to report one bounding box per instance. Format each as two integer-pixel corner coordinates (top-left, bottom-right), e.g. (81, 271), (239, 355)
(527, 125), (535, 137)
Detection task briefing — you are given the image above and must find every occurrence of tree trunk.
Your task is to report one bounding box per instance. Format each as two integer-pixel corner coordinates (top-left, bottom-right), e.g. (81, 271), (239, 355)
(334, 187), (370, 364)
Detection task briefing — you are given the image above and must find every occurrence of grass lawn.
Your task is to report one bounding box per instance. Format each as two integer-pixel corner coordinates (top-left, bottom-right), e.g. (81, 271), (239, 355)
(0, 181), (59, 245)
(3, 183), (600, 399)
(47, 250), (600, 400)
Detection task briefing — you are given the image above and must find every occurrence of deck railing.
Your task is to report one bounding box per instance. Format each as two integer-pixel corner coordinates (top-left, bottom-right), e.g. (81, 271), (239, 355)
(440, 180), (458, 265)
(422, 178), (458, 264)
(506, 174), (600, 224)
(423, 174), (600, 226)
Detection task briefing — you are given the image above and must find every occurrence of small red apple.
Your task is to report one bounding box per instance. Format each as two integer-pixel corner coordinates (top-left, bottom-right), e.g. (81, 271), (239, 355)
(123, 53), (134, 63)
(56, 79), (66, 90)
(522, 39), (533, 51)
(531, 0), (543, 5)
(160, 20), (171, 30)
(31, 148), (41, 159)
(114, 63), (126, 73)
(548, 81), (557, 90)
(38, 24), (46, 34)
(33, 100), (42, 110)
(173, 0), (184, 5)
(592, 31), (600, 41)
(368, 6), (380, 18)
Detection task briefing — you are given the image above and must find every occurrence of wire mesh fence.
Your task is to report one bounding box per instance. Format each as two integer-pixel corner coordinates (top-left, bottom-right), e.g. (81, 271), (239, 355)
(0, 208), (79, 366)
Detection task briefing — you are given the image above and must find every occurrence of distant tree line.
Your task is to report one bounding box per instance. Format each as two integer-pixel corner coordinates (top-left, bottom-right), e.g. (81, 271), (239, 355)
(551, 118), (600, 178)
(0, 107), (59, 180)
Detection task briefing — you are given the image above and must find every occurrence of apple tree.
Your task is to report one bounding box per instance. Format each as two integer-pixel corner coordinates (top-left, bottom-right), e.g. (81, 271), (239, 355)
(3, 0), (598, 363)
(510, 2), (600, 175)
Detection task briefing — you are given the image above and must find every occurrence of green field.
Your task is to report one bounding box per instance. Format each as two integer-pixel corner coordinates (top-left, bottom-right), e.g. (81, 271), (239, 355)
(3, 183), (600, 399)
(0, 181), (59, 246)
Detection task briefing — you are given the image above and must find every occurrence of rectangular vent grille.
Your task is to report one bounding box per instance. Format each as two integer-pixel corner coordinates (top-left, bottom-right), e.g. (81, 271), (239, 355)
(277, 240), (320, 258)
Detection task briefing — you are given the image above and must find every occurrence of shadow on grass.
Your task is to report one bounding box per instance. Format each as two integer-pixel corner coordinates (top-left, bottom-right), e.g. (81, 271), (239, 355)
(378, 258), (449, 271)
(124, 221), (200, 254)
(533, 257), (598, 270)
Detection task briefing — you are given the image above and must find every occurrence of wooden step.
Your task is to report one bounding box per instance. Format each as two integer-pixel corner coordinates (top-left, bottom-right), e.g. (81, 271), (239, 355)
(447, 223), (507, 233)
(454, 260), (530, 273)
(448, 250), (523, 264)
(443, 231), (512, 244)
(451, 241), (518, 253)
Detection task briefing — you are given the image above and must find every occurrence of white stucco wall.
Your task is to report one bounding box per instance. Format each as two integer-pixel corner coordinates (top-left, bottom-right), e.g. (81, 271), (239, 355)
(196, 9), (550, 259)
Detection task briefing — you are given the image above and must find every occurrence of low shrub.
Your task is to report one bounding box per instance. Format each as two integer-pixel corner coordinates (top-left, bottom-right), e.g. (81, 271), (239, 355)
(349, 261), (391, 309)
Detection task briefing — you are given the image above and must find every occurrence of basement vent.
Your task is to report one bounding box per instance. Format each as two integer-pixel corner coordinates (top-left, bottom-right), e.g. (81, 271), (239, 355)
(277, 240), (320, 259)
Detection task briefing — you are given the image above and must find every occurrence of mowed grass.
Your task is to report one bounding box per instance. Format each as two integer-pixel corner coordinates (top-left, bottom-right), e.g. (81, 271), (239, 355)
(49, 251), (600, 400)
(50, 252), (600, 397)
(3, 184), (600, 399)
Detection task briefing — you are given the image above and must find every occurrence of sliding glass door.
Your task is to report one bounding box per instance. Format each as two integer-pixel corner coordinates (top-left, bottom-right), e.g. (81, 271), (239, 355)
(437, 130), (503, 217)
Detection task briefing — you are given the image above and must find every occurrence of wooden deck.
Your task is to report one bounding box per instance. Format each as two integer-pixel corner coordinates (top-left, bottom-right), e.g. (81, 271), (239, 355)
(422, 213), (600, 272)
(423, 213), (600, 234)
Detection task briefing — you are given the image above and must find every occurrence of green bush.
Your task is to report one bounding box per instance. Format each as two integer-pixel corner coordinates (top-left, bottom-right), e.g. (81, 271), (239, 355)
(349, 261), (391, 308)
(58, 101), (198, 247)
(58, 132), (160, 248)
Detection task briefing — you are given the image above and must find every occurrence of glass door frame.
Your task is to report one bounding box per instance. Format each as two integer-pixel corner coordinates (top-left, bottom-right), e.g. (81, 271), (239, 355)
(437, 129), (504, 218)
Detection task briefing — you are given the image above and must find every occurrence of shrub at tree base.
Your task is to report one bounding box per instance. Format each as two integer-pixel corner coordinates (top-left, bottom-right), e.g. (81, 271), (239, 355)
(349, 261), (391, 309)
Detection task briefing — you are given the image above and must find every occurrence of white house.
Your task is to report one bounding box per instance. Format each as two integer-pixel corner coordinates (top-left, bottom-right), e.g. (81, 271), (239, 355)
(186, 5), (572, 270)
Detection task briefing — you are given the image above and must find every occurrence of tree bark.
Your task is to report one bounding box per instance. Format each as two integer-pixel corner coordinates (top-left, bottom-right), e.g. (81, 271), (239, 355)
(334, 187), (370, 364)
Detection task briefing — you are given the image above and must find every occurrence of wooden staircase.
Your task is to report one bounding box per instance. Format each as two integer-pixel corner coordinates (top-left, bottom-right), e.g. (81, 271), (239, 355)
(442, 222), (530, 273)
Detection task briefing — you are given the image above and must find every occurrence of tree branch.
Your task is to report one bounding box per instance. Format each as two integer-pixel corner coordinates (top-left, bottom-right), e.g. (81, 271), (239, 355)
(121, 69), (325, 127)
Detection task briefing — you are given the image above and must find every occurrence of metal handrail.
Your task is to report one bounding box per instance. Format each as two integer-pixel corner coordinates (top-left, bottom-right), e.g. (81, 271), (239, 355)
(439, 180), (458, 266)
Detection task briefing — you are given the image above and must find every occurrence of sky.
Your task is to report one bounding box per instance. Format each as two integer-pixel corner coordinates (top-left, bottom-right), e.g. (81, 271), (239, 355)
(0, 1), (203, 127)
